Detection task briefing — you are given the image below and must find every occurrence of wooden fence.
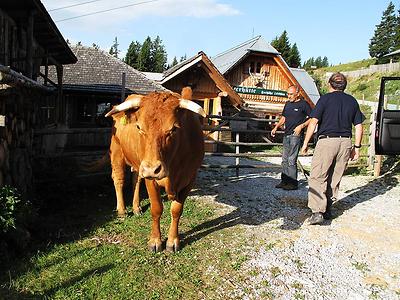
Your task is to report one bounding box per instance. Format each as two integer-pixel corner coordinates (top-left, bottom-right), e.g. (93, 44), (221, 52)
(33, 111), (382, 178)
(203, 113), (378, 176)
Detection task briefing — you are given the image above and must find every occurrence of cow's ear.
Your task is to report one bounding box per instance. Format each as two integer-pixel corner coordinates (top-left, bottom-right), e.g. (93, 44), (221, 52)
(181, 87), (192, 100)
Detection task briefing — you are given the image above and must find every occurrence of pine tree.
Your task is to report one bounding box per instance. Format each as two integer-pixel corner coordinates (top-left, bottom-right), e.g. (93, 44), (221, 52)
(394, 7), (400, 51)
(151, 36), (167, 72)
(137, 36), (152, 71)
(369, 1), (397, 59)
(272, 30), (291, 62)
(303, 57), (315, 70)
(171, 56), (179, 67)
(125, 41), (142, 69)
(179, 54), (187, 62)
(322, 56), (329, 67)
(92, 43), (100, 50)
(109, 36), (120, 58)
(271, 36), (279, 50)
(288, 43), (301, 68)
(315, 56), (322, 68)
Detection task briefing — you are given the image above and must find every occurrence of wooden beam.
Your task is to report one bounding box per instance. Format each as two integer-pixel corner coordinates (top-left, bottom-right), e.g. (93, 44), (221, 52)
(0, 64), (54, 92)
(26, 10), (35, 78)
(56, 65), (63, 123)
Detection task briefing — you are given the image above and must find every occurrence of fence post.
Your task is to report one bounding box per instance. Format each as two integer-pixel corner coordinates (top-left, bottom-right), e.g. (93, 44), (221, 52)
(235, 132), (239, 177)
(374, 155), (382, 177)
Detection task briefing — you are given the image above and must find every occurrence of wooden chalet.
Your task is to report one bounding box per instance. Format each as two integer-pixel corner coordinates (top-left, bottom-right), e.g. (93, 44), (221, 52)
(159, 51), (243, 150)
(0, 0), (77, 196)
(212, 35), (318, 120)
(161, 51), (243, 115)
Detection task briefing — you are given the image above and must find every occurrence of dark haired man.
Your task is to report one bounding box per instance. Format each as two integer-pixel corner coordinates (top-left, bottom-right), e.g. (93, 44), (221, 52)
(301, 72), (365, 225)
(271, 85), (312, 190)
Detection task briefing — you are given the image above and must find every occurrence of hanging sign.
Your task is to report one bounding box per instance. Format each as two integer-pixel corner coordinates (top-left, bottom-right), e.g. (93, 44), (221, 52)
(233, 86), (287, 98)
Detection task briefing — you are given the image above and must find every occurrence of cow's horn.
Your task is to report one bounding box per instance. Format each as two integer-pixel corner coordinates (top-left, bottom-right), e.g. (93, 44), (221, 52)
(105, 95), (143, 117)
(179, 99), (206, 118)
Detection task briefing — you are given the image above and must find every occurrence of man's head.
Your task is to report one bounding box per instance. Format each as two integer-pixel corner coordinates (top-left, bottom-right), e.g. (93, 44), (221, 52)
(287, 85), (299, 102)
(328, 72), (347, 91)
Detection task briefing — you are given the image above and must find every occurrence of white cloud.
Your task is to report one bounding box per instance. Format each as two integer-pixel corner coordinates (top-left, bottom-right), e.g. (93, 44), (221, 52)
(43, 0), (240, 27)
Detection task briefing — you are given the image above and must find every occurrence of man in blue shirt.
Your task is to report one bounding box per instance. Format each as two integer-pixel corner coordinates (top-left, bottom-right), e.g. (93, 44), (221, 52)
(301, 73), (364, 225)
(272, 85), (312, 190)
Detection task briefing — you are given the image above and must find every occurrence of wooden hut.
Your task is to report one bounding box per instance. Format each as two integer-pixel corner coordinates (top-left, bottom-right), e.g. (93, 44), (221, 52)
(42, 45), (166, 151)
(158, 51), (243, 151)
(0, 0), (77, 196)
(161, 51), (243, 115)
(212, 35), (318, 120)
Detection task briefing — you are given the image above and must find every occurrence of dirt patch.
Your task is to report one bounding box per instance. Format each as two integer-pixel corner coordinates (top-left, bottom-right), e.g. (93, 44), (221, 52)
(192, 157), (400, 299)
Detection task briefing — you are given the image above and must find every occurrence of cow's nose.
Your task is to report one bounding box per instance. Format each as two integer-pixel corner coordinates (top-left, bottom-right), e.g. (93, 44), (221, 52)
(140, 161), (166, 179)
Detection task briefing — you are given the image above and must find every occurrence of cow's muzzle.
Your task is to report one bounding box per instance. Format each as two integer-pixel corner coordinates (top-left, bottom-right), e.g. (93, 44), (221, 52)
(139, 160), (167, 179)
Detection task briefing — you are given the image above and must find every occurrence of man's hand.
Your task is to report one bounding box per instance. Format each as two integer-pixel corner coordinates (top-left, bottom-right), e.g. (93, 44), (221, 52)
(271, 127), (277, 137)
(293, 124), (303, 136)
(350, 147), (360, 161)
(301, 143), (308, 155)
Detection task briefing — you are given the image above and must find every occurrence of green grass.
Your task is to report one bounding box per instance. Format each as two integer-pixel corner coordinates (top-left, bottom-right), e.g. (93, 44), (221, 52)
(317, 58), (377, 73)
(0, 178), (250, 300)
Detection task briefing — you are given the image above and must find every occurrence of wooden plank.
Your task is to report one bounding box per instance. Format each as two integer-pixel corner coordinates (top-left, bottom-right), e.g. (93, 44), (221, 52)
(26, 11), (34, 78)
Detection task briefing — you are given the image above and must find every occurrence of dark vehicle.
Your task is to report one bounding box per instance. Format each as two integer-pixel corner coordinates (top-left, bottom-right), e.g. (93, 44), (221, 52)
(375, 77), (400, 155)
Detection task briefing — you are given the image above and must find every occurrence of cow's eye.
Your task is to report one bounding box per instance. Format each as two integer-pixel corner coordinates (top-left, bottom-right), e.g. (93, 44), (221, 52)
(136, 123), (144, 134)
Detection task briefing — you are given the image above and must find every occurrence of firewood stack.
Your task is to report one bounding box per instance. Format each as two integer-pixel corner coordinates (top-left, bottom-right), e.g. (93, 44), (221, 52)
(0, 74), (38, 199)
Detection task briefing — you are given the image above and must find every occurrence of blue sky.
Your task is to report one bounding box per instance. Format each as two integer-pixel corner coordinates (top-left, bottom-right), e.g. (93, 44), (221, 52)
(42, 0), (393, 66)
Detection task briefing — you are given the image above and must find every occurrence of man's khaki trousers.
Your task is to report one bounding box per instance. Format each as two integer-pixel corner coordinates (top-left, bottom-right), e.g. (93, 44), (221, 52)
(308, 137), (352, 213)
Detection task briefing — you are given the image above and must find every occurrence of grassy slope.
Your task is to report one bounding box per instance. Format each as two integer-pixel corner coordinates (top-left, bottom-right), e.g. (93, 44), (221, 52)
(313, 59), (400, 103)
(317, 58), (377, 73)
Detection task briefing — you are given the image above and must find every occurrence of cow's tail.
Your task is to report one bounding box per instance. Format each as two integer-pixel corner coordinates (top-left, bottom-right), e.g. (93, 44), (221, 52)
(80, 153), (111, 172)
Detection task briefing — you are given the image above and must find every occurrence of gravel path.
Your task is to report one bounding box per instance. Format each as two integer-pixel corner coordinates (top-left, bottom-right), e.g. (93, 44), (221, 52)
(193, 157), (400, 300)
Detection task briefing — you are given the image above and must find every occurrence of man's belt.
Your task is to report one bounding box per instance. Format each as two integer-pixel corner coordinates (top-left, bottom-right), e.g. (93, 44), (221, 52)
(318, 135), (350, 140)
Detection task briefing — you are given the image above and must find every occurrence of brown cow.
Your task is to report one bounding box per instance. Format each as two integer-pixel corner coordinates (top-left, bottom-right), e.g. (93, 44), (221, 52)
(105, 88), (205, 252)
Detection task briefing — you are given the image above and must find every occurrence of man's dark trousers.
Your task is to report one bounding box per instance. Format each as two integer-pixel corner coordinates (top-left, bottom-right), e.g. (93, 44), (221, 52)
(281, 134), (302, 185)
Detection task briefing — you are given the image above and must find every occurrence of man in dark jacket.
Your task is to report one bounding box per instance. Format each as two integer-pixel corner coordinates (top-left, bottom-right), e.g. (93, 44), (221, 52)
(272, 85), (312, 190)
(301, 72), (364, 225)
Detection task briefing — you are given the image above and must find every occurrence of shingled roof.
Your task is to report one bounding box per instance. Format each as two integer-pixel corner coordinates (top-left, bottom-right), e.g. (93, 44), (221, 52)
(48, 45), (166, 94)
(290, 68), (320, 104)
(211, 35), (279, 75)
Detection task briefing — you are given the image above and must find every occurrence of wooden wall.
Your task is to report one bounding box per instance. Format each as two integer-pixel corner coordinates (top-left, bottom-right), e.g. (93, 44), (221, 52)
(0, 8), (46, 79)
(163, 65), (220, 100)
(225, 54), (292, 105)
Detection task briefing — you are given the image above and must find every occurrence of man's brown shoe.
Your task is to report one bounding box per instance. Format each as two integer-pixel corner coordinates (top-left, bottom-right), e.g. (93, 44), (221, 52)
(308, 213), (324, 225)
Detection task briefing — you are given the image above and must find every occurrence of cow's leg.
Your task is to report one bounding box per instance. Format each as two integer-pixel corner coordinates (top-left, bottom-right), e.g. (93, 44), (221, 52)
(166, 180), (194, 252)
(145, 179), (163, 252)
(110, 145), (126, 216)
(132, 172), (142, 215)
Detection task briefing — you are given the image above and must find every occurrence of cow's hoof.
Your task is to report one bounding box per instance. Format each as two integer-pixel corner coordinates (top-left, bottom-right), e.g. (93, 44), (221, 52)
(148, 240), (162, 253)
(116, 210), (127, 218)
(166, 240), (180, 253)
(132, 207), (142, 216)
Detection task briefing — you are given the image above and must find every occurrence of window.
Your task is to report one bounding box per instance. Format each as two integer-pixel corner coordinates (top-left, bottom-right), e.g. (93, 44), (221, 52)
(256, 62), (261, 73)
(249, 62), (255, 73)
